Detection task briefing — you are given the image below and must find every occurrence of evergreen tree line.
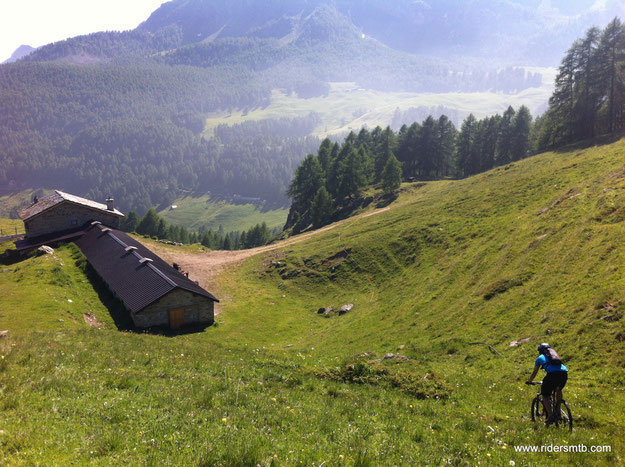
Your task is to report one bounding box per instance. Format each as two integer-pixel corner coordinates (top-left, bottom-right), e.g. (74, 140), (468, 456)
(536, 17), (625, 149)
(286, 106), (533, 230)
(121, 208), (276, 250)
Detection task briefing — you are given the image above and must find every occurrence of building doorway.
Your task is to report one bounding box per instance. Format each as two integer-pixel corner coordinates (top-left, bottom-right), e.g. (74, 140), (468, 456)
(168, 307), (185, 329)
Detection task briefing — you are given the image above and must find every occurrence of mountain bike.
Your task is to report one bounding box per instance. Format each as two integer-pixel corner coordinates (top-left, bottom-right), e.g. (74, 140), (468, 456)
(527, 381), (573, 431)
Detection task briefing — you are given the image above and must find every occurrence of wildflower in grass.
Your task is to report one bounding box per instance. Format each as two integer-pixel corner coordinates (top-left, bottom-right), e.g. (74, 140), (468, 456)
(222, 418), (227, 423)
(271, 397), (277, 402)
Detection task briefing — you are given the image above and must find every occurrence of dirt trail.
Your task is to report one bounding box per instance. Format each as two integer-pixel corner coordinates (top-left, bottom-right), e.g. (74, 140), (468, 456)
(146, 207), (391, 314)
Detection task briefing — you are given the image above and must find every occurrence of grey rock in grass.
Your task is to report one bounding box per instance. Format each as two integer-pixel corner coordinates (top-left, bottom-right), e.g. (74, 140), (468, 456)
(37, 245), (54, 255)
(338, 303), (354, 315)
(0, 330), (8, 338)
(323, 307), (333, 318)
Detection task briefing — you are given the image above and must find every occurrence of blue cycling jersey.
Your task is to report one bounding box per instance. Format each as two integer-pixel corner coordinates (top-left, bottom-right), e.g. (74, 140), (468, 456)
(536, 354), (568, 373)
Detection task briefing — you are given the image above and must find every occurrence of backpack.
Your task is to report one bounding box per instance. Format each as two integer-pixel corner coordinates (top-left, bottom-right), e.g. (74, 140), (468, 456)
(544, 348), (563, 365)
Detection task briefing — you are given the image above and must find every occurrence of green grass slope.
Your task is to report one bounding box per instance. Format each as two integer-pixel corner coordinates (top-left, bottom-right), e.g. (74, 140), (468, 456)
(157, 195), (288, 233)
(1, 139), (625, 465)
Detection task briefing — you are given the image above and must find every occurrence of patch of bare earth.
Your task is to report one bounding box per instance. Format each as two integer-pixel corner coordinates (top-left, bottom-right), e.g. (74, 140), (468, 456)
(83, 312), (104, 328)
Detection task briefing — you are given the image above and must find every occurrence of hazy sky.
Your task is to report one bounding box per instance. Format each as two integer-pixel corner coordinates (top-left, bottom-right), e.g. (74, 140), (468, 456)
(0, 0), (166, 62)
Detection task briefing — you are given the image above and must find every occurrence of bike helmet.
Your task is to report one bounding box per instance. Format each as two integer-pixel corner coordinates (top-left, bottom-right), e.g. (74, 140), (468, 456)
(537, 343), (550, 354)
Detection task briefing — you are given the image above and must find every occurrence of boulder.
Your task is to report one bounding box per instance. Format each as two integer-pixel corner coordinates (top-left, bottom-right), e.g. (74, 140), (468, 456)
(0, 330), (8, 338)
(338, 303), (354, 315)
(37, 245), (54, 255)
(381, 353), (409, 362)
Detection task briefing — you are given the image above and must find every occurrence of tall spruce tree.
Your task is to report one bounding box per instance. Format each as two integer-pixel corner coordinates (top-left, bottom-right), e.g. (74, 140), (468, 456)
(597, 18), (625, 133)
(286, 153), (324, 216)
(310, 186), (334, 227)
(381, 153), (402, 195)
(510, 106), (532, 161)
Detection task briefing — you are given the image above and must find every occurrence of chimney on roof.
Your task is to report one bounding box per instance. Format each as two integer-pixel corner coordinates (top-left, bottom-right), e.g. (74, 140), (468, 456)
(106, 197), (114, 211)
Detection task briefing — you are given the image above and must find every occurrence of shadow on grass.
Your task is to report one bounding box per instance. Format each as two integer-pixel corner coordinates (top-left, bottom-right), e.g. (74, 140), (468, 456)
(551, 131), (625, 154)
(77, 256), (135, 331)
(375, 193), (398, 209)
(139, 322), (214, 337)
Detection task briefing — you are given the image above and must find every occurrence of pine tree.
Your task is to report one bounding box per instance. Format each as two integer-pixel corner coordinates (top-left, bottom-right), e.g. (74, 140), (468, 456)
(157, 218), (168, 239)
(510, 106), (532, 161)
(417, 116), (438, 179)
(286, 153), (324, 217)
(456, 114), (477, 177)
(337, 148), (368, 199)
(436, 115), (457, 178)
(496, 106), (516, 164)
(310, 186), (334, 227)
(597, 18), (625, 133)
(120, 210), (139, 232)
(381, 153), (402, 195)
(136, 208), (160, 236)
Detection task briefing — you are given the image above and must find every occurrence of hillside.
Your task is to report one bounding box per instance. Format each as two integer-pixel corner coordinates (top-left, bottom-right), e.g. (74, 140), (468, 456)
(1, 0), (571, 215)
(156, 194), (289, 233)
(2, 138), (625, 464)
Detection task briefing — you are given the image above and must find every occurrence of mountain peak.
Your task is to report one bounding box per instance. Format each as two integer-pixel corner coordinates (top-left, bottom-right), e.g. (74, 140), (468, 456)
(3, 45), (36, 64)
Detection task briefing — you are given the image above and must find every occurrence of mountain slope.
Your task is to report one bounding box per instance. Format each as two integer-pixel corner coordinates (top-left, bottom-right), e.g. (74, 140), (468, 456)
(138, 0), (625, 65)
(3, 45), (36, 64)
(2, 139), (625, 464)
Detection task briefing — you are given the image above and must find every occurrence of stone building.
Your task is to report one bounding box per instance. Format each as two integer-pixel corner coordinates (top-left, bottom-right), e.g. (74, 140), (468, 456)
(18, 190), (124, 240)
(75, 222), (218, 329)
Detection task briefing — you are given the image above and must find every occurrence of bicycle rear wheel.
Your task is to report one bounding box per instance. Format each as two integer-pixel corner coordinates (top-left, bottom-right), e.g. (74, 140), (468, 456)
(531, 395), (543, 422)
(555, 400), (573, 432)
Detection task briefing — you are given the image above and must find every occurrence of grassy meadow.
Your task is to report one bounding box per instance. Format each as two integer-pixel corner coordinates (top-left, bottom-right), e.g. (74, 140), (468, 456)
(203, 72), (556, 138)
(2, 137), (625, 465)
(157, 195), (288, 234)
(0, 219), (24, 238)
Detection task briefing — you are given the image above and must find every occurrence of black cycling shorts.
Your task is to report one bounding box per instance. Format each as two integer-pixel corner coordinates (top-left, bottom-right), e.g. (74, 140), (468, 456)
(541, 371), (568, 396)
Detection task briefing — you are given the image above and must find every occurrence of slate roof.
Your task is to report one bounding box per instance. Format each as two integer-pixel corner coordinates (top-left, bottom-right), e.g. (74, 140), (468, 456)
(75, 223), (218, 314)
(17, 190), (124, 221)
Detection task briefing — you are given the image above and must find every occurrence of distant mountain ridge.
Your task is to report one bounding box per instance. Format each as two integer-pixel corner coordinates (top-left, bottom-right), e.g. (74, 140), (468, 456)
(18, 0), (625, 66)
(3, 45), (36, 64)
(137, 0), (625, 65)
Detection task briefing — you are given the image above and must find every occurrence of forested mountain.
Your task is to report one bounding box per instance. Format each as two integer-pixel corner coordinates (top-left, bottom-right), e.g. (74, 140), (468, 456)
(1, 0), (620, 216)
(137, 0), (625, 65)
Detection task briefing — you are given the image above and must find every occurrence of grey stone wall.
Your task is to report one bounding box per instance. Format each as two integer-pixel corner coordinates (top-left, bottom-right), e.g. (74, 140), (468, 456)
(133, 288), (215, 329)
(25, 202), (121, 238)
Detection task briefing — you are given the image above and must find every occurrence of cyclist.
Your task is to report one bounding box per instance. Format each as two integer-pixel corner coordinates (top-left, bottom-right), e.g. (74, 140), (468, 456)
(526, 343), (568, 426)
